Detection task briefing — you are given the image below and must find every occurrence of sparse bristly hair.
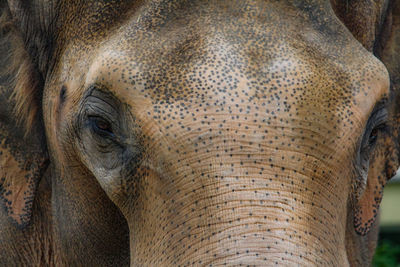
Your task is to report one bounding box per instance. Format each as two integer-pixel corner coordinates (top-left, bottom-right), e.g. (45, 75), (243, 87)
(0, 6), (43, 135)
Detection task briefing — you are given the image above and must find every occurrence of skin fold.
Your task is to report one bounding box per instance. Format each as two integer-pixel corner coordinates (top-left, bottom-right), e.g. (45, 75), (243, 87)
(0, 0), (400, 266)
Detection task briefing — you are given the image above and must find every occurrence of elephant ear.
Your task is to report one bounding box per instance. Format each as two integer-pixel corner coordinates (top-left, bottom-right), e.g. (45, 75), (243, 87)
(331, 0), (400, 235)
(0, 87), (48, 227)
(0, 1), (50, 227)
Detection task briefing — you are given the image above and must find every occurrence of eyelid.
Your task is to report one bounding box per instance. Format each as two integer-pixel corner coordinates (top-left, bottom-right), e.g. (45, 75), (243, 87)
(370, 107), (388, 126)
(81, 86), (119, 117)
(366, 98), (388, 127)
(83, 98), (122, 133)
(370, 98), (388, 116)
(85, 107), (116, 127)
(376, 109), (388, 123)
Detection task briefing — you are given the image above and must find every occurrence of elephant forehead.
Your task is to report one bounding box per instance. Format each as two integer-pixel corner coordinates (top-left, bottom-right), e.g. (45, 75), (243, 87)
(86, 32), (388, 128)
(79, 0), (390, 142)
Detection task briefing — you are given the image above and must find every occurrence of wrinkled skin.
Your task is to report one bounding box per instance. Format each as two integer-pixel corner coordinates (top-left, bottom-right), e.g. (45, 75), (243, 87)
(1, 0), (400, 266)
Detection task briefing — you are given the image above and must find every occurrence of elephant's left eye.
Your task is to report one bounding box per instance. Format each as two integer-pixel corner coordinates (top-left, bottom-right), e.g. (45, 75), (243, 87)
(368, 128), (379, 146)
(366, 123), (386, 149)
(354, 102), (388, 198)
(356, 101), (388, 180)
(362, 107), (388, 154)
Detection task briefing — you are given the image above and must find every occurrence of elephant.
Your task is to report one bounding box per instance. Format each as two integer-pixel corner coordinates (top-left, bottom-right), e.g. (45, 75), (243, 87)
(0, 0), (400, 266)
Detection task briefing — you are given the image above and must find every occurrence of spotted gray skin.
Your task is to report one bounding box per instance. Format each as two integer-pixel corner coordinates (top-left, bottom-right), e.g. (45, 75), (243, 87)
(0, 0), (400, 266)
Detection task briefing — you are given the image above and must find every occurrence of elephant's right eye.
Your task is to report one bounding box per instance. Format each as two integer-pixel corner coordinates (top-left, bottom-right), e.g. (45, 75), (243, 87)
(88, 116), (114, 137)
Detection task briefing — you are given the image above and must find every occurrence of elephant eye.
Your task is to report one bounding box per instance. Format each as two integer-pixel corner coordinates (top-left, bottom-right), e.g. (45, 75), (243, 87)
(88, 116), (114, 137)
(367, 125), (384, 149)
(362, 108), (388, 153)
(355, 102), (388, 198)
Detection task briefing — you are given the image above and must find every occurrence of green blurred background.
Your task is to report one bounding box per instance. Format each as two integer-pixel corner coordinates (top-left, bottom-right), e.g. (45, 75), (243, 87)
(373, 175), (400, 266)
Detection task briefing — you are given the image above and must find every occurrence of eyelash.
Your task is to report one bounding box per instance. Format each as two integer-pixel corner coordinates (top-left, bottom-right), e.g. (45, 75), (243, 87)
(363, 109), (388, 151)
(367, 125), (385, 148)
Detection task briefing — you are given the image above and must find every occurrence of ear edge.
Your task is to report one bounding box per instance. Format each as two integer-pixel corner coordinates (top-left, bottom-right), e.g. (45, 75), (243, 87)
(0, 2), (48, 227)
(0, 155), (49, 228)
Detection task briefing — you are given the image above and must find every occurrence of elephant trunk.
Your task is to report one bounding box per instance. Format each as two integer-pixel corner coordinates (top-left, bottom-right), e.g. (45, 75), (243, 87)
(125, 147), (351, 266)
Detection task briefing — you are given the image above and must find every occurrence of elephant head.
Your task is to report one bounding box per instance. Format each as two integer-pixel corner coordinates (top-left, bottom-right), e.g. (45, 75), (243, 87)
(1, 0), (400, 266)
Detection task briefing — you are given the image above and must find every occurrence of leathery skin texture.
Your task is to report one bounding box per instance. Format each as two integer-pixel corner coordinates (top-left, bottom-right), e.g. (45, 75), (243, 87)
(0, 0), (400, 266)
